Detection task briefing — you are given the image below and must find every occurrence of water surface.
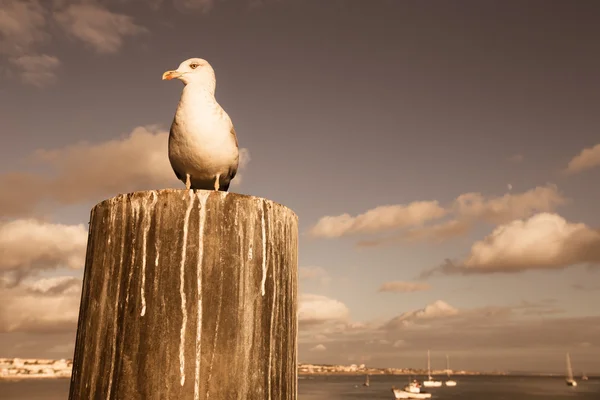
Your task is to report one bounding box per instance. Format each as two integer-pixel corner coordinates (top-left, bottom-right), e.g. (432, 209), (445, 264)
(1, 375), (599, 399)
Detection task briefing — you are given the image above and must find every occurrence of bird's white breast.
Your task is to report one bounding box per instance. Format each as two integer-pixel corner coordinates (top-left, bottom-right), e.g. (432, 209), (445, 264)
(169, 86), (238, 179)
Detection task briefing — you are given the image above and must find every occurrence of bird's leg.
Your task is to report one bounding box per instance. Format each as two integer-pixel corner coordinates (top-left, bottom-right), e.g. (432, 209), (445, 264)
(214, 174), (220, 191)
(185, 174), (191, 190)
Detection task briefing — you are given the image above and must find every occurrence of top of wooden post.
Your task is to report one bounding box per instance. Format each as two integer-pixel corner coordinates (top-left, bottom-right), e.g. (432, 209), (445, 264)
(92, 189), (298, 220)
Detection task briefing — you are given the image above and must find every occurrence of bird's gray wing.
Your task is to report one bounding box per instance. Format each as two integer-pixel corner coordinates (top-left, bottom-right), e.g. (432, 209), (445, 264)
(168, 121), (186, 182)
(230, 124), (239, 148)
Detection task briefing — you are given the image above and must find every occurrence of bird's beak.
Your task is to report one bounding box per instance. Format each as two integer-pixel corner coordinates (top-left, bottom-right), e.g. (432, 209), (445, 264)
(162, 70), (182, 80)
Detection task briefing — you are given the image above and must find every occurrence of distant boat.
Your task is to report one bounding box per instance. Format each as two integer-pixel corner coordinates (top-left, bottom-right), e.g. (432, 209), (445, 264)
(581, 372), (588, 381)
(392, 379), (432, 399)
(444, 354), (457, 387)
(565, 353), (577, 387)
(363, 374), (370, 387)
(422, 350), (443, 387)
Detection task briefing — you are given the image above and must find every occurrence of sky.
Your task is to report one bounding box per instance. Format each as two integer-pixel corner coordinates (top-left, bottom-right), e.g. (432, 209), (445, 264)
(1, 0), (600, 374)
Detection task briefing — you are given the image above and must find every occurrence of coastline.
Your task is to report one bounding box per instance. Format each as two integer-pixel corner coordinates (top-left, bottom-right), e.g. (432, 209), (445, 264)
(0, 375), (71, 380)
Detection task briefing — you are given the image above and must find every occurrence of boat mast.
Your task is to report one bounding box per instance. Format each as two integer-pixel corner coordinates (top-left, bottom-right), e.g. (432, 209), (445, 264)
(566, 353), (574, 381)
(427, 349), (432, 379)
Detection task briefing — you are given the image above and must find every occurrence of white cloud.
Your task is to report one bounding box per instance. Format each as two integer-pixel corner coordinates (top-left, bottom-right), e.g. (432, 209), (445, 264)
(358, 219), (471, 247)
(427, 213), (600, 276)
(9, 53), (60, 87)
(298, 294), (349, 327)
(378, 281), (431, 293)
(0, 125), (251, 217)
(54, 3), (147, 54)
(310, 344), (326, 352)
(310, 201), (447, 238)
(564, 143), (600, 175)
(0, 219), (87, 282)
(353, 185), (566, 247)
(0, 276), (82, 333)
(452, 184), (566, 225)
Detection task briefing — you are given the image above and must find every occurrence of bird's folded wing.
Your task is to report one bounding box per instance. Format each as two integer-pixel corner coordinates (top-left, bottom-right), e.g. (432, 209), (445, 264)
(230, 125), (239, 147)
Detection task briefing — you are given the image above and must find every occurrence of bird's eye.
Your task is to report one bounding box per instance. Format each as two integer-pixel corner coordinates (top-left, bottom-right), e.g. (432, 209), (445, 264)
(189, 63), (199, 69)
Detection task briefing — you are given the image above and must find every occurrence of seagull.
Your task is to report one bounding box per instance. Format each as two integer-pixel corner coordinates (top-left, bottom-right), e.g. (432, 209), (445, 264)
(162, 58), (239, 191)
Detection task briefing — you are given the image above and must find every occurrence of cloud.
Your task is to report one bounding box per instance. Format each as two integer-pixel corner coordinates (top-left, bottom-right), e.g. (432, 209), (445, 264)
(572, 283), (600, 292)
(359, 219), (472, 247)
(298, 294), (349, 328)
(383, 300), (458, 329)
(0, 0), (48, 55)
(0, 0), (60, 86)
(1, 0), (274, 86)
(378, 300), (584, 353)
(423, 213), (600, 277)
(0, 219), (87, 283)
(54, 3), (147, 54)
(298, 299), (600, 371)
(310, 344), (326, 352)
(0, 276), (82, 333)
(378, 281), (431, 293)
(299, 266), (331, 286)
(9, 53), (60, 87)
(0, 125), (251, 217)
(172, 0), (215, 13)
(451, 184), (566, 225)
(564, 143), (600, 175)
(354, 184), (566, 247)
(309, 201), (447, 238)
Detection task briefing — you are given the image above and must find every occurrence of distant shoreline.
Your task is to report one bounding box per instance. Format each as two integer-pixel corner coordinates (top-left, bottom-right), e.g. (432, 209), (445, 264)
(2, 373), (592, 380)
(0, 376), (70, 380)
(298, 371), (583, 377)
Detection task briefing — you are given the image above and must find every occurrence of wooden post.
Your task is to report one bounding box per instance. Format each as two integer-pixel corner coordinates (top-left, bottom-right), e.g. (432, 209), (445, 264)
(68, 189), (298, 400)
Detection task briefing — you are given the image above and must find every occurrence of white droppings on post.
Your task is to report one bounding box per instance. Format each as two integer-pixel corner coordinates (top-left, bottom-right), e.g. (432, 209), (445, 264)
(125, 200), (141, 304)
(247, 204), (255, 262)
(179, 190), (195, 387)
(267, 205), (275, 400)
(261, 199), (267, 296)
(106, 196), (127, 400)
(154, 193), (160, 274)
(194, 191), (209, 400)
(140, 191), (158, 317)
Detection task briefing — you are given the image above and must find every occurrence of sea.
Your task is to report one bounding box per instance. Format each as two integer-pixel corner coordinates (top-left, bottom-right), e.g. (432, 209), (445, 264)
(1, 375), (599, 399)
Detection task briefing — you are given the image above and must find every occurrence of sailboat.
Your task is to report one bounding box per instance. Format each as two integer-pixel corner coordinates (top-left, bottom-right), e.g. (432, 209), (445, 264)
(423, 350), (442, 387)
(444, 354), (457, 387)
(363, 374), (370, 387)
(581, 371), (588, 381)
(565, 353), (577, 387)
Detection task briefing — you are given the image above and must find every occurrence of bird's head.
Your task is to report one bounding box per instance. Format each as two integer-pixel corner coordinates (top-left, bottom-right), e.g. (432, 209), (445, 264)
(162, 58), (216, 89)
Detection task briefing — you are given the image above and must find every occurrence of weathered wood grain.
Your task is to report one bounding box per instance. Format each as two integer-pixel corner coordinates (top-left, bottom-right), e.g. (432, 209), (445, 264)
(68, 189), (298, 400)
